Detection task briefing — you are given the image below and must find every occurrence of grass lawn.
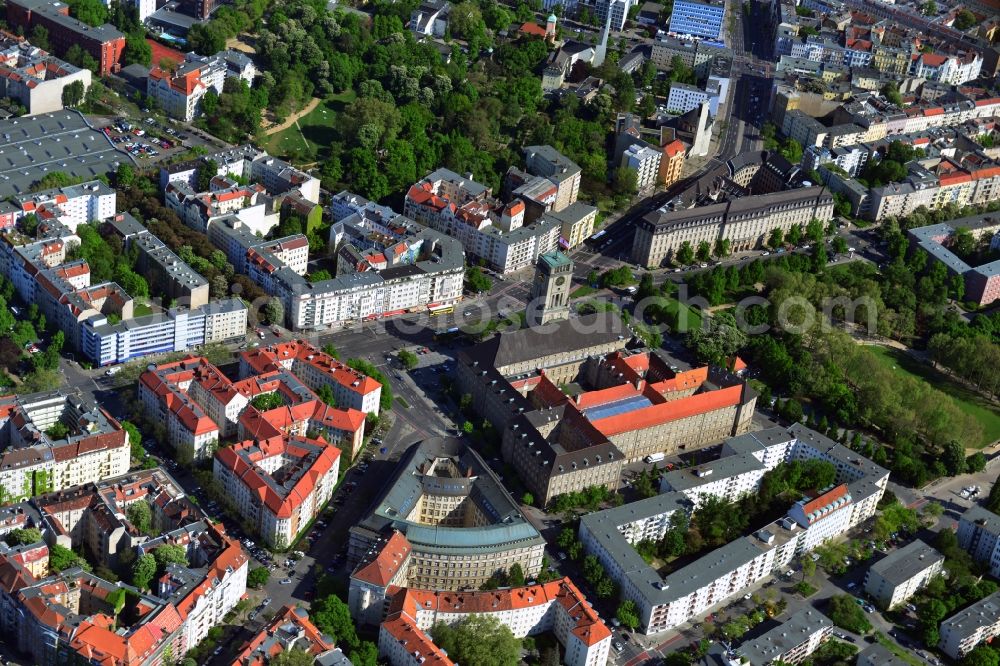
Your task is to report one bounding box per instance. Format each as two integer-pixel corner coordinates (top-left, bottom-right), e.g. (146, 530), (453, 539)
(133, 303), (153, 317)
(868, 346), (1000, 448)
(571, 285), (598, 298)
(663, 297), (704, 333)
(264, 92), (356, 161)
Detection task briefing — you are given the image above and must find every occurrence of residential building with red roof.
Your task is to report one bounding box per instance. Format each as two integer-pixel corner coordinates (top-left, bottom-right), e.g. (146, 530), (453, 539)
(403, 167), (562, 274)
(378, 579), (611, 666)
(13, 180), (115, 234)
(34, 467), (202, 571)
(164, 176), (274, 237)
(232, 604), (345, 666)
(0, 519), (245, 666)
(147, 51), (227, 121)
(140, 354), (363, 547)
(788, 484), (854, 551)
(0, 34), (92, 115)
(214, 435), (340, 549)
(0, 391), (130, 504)
(240, 340), (383, 417)
(139, 357), (225, 462)
(349, 530), (412, 626)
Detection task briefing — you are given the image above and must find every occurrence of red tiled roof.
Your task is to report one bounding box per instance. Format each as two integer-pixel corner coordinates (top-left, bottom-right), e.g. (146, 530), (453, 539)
(798, 483), (850, 523)
(215, 436), (340, 519)
(592, 384), (744, 436)
(352, 531), (410, 587)
(233, 605), (334, 666)
(381, 613), (454, 665)
(664, 139), (686, 157)
(519, 22), (548, 37)
(387, 578), (611, 648)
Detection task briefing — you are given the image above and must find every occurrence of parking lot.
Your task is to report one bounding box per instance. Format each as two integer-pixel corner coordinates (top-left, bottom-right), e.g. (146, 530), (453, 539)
(99, 117), (190, 163)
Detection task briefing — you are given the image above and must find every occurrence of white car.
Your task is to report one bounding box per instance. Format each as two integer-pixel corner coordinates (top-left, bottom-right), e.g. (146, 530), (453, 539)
(280, 578), (293, 585)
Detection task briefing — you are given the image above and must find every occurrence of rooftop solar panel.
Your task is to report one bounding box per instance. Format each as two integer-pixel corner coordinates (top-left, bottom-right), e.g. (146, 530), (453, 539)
(582, 394), (653, 421)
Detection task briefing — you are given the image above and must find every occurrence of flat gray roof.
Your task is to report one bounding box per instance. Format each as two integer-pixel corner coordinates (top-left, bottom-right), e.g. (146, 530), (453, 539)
(868, 539), (943, 586)
(737, 609), (832, 665)
(960, 505), (1000, 537)
(0, 111), (131, 199)
(940, 590), (1000, 637)
(662, 453), (763, 492)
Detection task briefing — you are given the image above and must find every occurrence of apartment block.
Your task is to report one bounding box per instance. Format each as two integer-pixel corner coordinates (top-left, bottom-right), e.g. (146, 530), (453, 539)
(0, 391), (130, 502)
(668, 0), (726, 40)
(802, 145), (869, 178)
(13, 180), (115, 233)
(787, 484), (854, 553)
(0, 204), (246, 367)
(34, 467), (200, 570)
(141, 353), (366, 461)
(0, 36), (91, 115)
(161, 144), (319, 205)
(544, 201), (598, 249)
(206, 192), (464, 329)
(908, 222), (1000, 306)
(660, 451), (768, 509)
(214, 435), (340, 548)
(404, 167), (559, 274)
(939, 591), (1000, 659)
(523, 145), (582, 212)
(863, 539), (944, 610)
(735, 609), (833, 665)
(0, 517), (245, 666)
(579, 425), (887, 634)
(147, 52), (227, 121)
(105, 212), (209, 308)
(666, 82), (711, 115)
(165, 175), (275, 236)
(240, 339), (382, 417)
(650, 35), (730, 77)
(957, 505), (1000, 578)
(81, 297), (248, 367)
(234, 605), (345, 665)
(378, 580), (611, 666)
(621, 142), (662, 191)
(5, 0), (125, 75)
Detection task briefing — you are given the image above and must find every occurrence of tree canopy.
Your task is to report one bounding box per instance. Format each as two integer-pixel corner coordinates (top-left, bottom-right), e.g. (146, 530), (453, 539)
(431, 615), (522, 666)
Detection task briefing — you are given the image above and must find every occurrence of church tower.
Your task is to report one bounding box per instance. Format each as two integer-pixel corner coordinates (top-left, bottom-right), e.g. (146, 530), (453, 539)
(528, 251), (573, 326)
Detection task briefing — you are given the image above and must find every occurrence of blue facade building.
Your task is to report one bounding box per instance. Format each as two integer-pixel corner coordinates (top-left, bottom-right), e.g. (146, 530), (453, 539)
(668, 0), (726, 40)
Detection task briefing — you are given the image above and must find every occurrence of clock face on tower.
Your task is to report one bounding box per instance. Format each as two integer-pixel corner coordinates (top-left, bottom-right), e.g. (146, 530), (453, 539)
(555, 276), (566, 286)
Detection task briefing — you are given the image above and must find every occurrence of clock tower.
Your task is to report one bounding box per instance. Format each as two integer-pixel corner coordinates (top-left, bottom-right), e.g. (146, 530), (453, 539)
(528, 251), (573, 326)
